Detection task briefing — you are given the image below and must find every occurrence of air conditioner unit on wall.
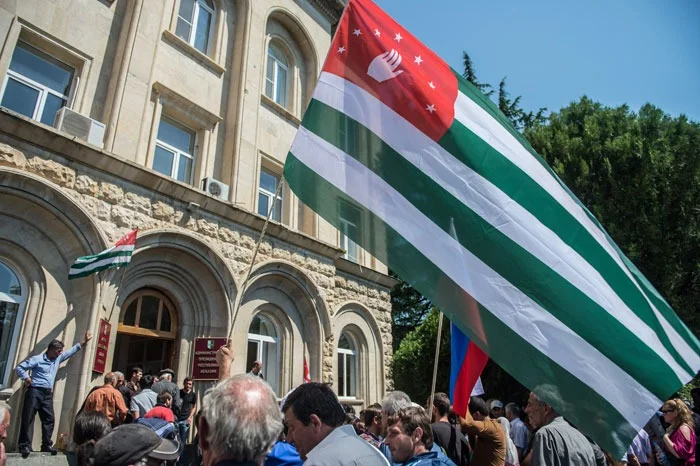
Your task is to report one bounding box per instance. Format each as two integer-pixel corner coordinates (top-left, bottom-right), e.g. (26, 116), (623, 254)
(54, 107), (106, 148)
(202, 177), (230, 201)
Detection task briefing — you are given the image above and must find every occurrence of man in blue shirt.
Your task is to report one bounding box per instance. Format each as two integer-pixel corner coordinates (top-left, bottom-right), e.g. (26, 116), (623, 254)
(15, 332), (91, 457)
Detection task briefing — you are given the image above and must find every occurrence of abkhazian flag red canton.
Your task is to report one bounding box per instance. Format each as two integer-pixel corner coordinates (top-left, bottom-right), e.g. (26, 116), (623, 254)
(68, 229), (137, 279)
(283, 0), (700, 456)
(450, 322), (488, 417)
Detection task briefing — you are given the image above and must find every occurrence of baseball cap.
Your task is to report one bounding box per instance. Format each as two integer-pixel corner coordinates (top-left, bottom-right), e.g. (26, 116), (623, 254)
(490, 400), (504, 409)
(92, 424), (180, 466)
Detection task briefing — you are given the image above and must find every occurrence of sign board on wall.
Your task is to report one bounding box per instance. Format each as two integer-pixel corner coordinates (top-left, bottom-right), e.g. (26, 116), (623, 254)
(192, 337), (227, 380)
(92, 318), (111, 374)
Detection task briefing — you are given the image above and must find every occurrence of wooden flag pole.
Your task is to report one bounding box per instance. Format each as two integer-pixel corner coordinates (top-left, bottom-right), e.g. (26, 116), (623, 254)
(429, 311), (444, 414)
(228, 177), (285, 339)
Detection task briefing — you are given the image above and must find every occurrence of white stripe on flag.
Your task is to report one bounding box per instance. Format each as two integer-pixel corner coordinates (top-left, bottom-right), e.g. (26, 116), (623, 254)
(312, 72), (692, 382)
(453, 92), (700, 371)
(69, 254), (131, 275)
(73, 244), (135, 264)
(290, 125), (663, 433)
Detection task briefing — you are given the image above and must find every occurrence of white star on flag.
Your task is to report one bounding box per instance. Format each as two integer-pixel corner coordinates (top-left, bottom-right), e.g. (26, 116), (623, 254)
(374, 29), (381, 37)
(353, 29), (362, 36)
(414, 55), (423, 65)
(426, 104), (436, 113)
(428, 81), (436, 89)
(337, 46), (346, 54)
(394, 33), (403, 42)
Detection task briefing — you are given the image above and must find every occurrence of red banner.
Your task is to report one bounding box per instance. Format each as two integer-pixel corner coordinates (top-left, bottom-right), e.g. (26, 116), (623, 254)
(92, 319), (111, 373)
(192, 337), (227, 380)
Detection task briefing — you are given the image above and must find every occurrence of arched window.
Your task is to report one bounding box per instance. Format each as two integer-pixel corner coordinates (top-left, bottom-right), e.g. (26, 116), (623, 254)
(0, 261), (24, 387)
(337, 332), (357, 398)
(176, 0), (215, 54)
(265, 43), (289, 108)
(119, 289), (177, 339)
(247, 314), (280, 395)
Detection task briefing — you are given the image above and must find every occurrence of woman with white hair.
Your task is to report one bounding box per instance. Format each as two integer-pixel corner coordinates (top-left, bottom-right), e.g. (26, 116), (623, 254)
(498, 416), (520, 466)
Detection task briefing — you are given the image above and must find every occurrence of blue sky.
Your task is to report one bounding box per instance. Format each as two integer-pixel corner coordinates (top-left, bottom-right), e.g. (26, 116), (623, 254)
(373, 0), (700, 122)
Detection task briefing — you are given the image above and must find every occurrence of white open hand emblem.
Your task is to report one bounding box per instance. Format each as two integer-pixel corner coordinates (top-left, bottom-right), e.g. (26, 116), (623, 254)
(367, 49), (404, 83)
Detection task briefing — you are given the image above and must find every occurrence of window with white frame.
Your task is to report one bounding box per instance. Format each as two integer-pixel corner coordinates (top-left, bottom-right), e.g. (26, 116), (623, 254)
(175, 0), (215, 54)
(265, 43), (289, 108)
(0, 261), (24, 388)
(153, 117), (196, 184)
(339, 202), (360, 263)
(258, 167), (283, 222)
(0, 42), (74, 126)
(247, 314), (280, 395)
(337, 333), (357, 398)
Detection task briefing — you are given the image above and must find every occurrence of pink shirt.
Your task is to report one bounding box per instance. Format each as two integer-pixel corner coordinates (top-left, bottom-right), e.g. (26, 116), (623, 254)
(670, 426), (696, 465)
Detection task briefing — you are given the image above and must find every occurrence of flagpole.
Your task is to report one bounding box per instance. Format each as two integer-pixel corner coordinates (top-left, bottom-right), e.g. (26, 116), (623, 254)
(429, 311), (444, 414)
(228, 177), (285, 339)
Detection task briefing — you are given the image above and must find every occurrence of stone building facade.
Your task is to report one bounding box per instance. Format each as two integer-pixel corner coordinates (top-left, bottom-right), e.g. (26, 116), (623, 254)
(0, 0), (395, 450)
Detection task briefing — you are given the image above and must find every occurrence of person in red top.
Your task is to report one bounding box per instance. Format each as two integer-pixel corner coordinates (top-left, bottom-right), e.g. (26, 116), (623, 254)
(144, 392), (175, 423)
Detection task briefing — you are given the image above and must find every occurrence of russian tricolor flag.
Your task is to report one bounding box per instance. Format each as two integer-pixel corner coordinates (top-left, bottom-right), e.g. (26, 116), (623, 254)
(450, 322), (488, 417)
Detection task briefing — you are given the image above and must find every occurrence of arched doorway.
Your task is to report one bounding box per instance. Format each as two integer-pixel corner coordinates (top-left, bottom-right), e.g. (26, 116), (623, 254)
(113, 289), (178, 376)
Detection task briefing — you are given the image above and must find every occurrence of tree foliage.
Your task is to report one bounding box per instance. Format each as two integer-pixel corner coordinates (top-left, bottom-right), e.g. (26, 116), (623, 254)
(391, 308), (452, 403)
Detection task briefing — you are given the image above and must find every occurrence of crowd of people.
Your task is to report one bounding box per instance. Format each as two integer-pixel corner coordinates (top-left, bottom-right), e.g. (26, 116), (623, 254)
(1, 337), (698, 466)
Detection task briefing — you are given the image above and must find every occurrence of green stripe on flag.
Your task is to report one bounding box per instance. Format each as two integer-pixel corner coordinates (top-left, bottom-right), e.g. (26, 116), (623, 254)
(68, 262), (128, 279)
(302, 98), (687, 394)
(69, 250), (133, 270)
(450, 70), (700, 361)
(284, 150), (641, 456)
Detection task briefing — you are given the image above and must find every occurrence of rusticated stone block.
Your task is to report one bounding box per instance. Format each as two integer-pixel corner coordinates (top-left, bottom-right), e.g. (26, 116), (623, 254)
(100, 182), (124, 204)
(75, 174), (99, 196)
(197, 218), (219, 237)
(152, 201), (175, 221)
(28, 157), (75, 187)
(219, 226), (240, 244)
(111, 205), (151, 229)
(124, 192), (152, 215)
(0, 143), (27, 168)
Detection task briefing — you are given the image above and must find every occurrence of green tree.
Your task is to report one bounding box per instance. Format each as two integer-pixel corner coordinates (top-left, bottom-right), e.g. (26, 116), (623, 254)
(390, 270), (432, 351)
(462, 51), (492, 96)
(391, 308), (451, 403)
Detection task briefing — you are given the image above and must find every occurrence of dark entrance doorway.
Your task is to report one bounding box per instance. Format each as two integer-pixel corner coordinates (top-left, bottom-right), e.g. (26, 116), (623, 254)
(113, 289), (178, 376)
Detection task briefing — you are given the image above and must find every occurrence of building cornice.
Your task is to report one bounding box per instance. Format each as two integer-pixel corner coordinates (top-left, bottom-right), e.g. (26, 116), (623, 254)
(335, 258), (399, 290)
(308, 0), (346, 24)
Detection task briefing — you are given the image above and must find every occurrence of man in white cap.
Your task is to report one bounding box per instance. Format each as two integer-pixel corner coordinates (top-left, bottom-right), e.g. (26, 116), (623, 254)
(489, 400), (504, 419)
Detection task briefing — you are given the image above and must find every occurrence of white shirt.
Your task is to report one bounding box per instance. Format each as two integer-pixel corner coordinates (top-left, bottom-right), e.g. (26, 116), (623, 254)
(306, 424), (390, 466)
(624, 430), (652, 464)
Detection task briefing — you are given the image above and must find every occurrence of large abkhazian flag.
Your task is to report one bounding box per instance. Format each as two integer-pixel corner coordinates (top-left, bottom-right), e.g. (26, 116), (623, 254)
(68, 229), (137, 279)
(284, 0), (700, 456)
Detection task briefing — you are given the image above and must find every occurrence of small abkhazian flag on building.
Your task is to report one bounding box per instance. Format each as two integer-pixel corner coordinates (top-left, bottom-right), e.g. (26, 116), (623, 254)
(68, 229), (137, 279)
(450, 322), (487, 418)
(283, 0), (700, 456)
